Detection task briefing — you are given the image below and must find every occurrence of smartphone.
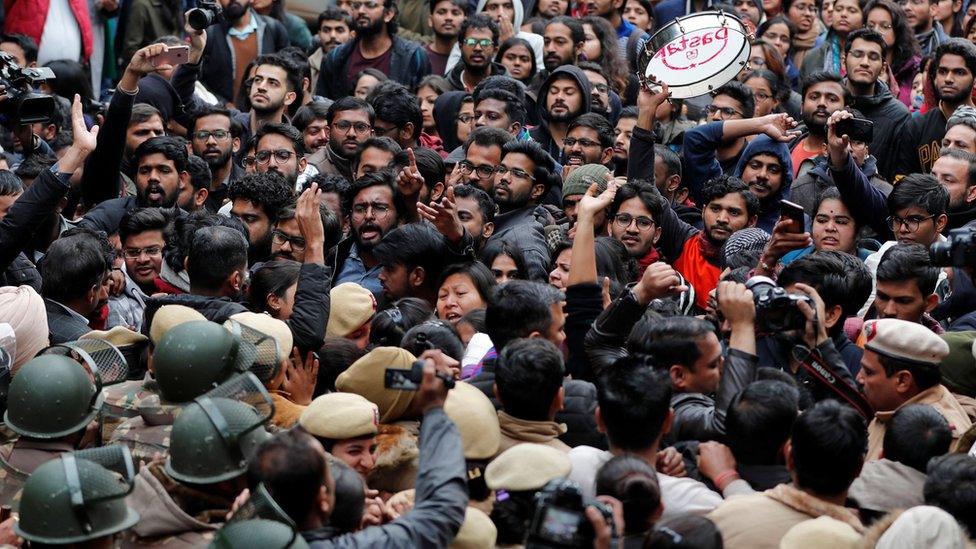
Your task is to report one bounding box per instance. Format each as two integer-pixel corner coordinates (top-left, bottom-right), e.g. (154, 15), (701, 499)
(780, 200), (805, 234)
(152, 45), (190, 68)
(834, 117), (874, 143)
(384, 368), (420, 391)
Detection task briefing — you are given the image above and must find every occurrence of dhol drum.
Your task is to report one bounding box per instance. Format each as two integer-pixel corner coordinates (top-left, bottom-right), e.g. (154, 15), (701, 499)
(637, 10), (752, 99)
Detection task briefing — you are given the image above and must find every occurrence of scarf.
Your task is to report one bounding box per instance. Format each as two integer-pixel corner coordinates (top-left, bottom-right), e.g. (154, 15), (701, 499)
(636, 246), (662, 278)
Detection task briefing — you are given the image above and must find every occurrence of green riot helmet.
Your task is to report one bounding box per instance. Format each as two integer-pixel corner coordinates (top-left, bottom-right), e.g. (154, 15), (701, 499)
(152, 320), (255, 403)
(165, 373), (274, 485)
(15, 445), (139, 544)
(4, 354), (103, 439)
(210, 519), (309, 549)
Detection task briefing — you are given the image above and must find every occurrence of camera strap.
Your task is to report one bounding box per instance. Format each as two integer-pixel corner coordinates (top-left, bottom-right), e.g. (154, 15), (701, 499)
(792, 346), (873, 420)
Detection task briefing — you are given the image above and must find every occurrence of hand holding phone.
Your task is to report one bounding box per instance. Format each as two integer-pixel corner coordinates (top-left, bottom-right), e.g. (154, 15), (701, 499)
(834, 117), (874, 144)
(779, 200), (805, 234)
(152, 45), (190, 68)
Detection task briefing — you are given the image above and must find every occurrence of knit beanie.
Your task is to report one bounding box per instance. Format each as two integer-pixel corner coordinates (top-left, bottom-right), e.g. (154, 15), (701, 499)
(562, 164), (609, 200)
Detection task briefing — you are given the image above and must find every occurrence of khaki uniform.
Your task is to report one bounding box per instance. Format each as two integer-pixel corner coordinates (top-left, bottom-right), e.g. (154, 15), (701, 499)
(110, 394), (182, 467)
(0, 439), (74, 507)
(100, 375), (160, 444)
(867, 384), (974, 461)
(122, 464), (227, 548)
(496, 411), (570, 456)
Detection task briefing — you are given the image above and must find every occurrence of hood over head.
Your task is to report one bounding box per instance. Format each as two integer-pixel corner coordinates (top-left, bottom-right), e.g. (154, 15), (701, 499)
(536, 65), (592, 122)
(733, 133), (795, 202)
(433, 91), (470, 152)
(475, 0), (524, 30)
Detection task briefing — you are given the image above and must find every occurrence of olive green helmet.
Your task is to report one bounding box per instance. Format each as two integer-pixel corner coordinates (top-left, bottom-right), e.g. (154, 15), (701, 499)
(15, 445), (139, 544)
(165, 373), (274, 485)
(4, 354), (104, 439)
(210, 519), (309, 549)
(153, 320), (255, 403)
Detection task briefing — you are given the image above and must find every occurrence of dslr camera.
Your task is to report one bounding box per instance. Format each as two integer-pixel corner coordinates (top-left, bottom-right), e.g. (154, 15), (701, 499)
(187, 0), (224, 31)
(930, 228), (976, 269)
(526, 479), (615, 548)
(383, 358), (456, 391)
(0, 52), (56, 125)
(745, 276), (813, 333)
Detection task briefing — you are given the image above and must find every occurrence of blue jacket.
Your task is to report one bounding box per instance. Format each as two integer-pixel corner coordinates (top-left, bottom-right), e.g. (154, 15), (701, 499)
(733, 134), (796, 233)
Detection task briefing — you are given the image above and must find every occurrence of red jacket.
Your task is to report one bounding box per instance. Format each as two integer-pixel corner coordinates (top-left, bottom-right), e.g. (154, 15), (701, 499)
(4, 0), (93, 60)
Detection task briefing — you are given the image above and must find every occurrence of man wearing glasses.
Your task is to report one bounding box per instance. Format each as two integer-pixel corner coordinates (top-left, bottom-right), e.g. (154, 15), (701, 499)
(110, 208), (171, 331)
(843, 28), (911, 182)
(450, 126), (512, 194)
(446, 15), (507, 92)
(308, 97), (376, 183)
(683, 82), (754, 188)
(484, 140), (558, 281)
(188, 106), (243, 211)
(228, 171), (295, 264)
(247, 124), (309, 192)
(316, 0), (432, 100)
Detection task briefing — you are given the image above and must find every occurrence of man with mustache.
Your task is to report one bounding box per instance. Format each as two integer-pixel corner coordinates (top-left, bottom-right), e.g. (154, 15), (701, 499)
(530, 65), (591, 161)
(353, 137), (402, 180)
(446, 14), (507, 92)
(252, 123), (308, 191)
(292, 103), (331, 156)
(790, 72), (851, 180)
(198, 0), (290, 106)
(447, 126), (512, 194)
(244, 54), (300, 138)
(843, 28), (911, 182)
(682, 81), (755, 190)
(579, 62), (612, 119)
(309, 8), (353, 94)
(560, 113), (613, 227)
(426, 0), (467, 76)
(540, 16), (583, 76)
(188, 105), (243, 211)
(308, 97), (375, 183)
(583, 0), (645, 48)
(332, 169), (403, 300)
(316, 0), (432, 100)
(612, 107), (637, 177)
(229, 171), (295, 264)
(472, 88), (525, 138)
(904, 0), (949, 56)
(897, 40), (976, 177)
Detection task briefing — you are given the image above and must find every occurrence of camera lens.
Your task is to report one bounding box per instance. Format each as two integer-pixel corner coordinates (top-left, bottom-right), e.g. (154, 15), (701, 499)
(929, 241), (951, 266)
(187, 8), (214, 31)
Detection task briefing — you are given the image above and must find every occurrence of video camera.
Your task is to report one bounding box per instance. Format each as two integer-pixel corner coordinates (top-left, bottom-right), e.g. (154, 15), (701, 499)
(187, 0), (224, 31)
(745, 276), (813, 333)
(0, 52), (56, 125)
(930, 228), (976, 269)
(526, 479), (615, 548)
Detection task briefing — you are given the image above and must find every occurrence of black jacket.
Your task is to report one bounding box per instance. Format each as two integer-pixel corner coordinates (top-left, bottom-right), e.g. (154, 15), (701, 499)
(757, 334), (861, 407)
(80, 88), (135, 209)
(895, 107), (947, 177)
(44, 299), (91, 344)
(850, 81), (911, 182)
(317, 35), (432, 101)
(468, 356), (606, 450)
(529, 65), (592, 161)
(484, 206), (551, 282)
(0, 167), (71, 281)
(445, 61), (507, 91)
(199, 12), (290, 105)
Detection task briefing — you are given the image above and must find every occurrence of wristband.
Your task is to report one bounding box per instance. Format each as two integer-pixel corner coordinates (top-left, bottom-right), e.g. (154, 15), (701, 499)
(713, 470), (740, 488)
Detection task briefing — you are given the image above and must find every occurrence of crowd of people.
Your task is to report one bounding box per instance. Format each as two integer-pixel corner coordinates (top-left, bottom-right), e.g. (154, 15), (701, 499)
(0, 0), (975, 546)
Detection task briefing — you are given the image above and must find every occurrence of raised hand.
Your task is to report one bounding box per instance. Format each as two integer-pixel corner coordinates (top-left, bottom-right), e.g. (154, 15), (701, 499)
(295, 183), (325, 262)
(716, 281), (755, 328)
(417, 185), (464, 244)
(70, 94), (99, 153)
(761, 218), (812, 265)
(826, 109), (854, 164)
(577, 177), (618, 224)
(760, 113), (801, 142)
(633, 261), (688, 305)
(127, 43), (170, 78)
(396, 148), (426, 198)
(281, 347), (319, 406)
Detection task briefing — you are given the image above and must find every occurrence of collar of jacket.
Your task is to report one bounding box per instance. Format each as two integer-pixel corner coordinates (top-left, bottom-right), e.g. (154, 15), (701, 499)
(498, 410), (567, 442)
(764, 483), (864, 532)
(874, 384), (953, 424)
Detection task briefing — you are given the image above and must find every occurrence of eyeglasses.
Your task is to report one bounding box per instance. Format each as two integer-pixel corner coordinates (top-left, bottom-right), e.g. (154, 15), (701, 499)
(352, 201), (393, 218)
(457, 114), (475, 124)
(791, 2), (817, 12)
(459, 159), (496, 179)
(867, 21), (893, 31)
(613, 213), (655, 230)
(706, 104), (742, 118)
(272, 230), (306, 251)
(753, 91), (772, 101)
(192, 130), (231, 141)
(495, 165), (535, 181)
(886, 214), (935, 232)
(255, 149), (296, 165)
(848, 49), (882, 62)
(333, 120), (372, 134)
(462, 38), (494, 48)
(373, 125), (397, 137)
(350, 0), (381, 9)
(562, 137), (601, 148)
(242, 155), (257, 167)
(591, 83), (609, 94)
(123, 246), (163, 259)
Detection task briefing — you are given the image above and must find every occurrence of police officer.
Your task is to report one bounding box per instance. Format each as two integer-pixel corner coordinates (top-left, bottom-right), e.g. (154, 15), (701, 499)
(0, 355), (102, 507)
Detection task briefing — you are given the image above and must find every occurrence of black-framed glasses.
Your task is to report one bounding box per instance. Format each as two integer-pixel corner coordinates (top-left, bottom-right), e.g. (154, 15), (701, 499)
(614, 213), (655, 230)
(462, 38), (494, 48)
(457, 114), (475, 124)
(458, 160), (495, 179)
(562, 137), (601, 148)
(192, 130), (231, 141)
(495, 165), (535, 181)
(886, 214), (935, 232)
(706, 104), (742, 118)
(333, 120), (372, 134)
(271, 230), (307, 251)
(255, 149), (296, 165)
(591, 83), (609, 94)
(242, 155), (257, 167)
(352, 201), (393, 218)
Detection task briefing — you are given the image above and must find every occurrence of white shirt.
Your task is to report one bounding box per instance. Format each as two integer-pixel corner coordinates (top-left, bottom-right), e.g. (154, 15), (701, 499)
(568, 446), (723, 519)
(37, 0), (82, 64)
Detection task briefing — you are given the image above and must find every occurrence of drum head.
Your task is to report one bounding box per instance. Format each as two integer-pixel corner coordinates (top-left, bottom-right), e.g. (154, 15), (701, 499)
(639, 11), (750, 99)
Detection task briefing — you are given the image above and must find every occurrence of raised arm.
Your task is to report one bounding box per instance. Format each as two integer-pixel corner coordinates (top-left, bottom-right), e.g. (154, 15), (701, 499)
(285, 184), (330, 353)
(826, 110), (893, 241)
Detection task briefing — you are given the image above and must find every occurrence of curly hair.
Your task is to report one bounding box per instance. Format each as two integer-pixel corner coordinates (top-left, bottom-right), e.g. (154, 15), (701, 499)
(227, 172), (295, 223)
